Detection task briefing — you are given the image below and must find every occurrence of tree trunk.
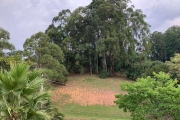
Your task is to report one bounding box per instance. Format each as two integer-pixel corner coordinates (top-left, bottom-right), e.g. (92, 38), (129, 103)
(110, 54), (115, 76)
(110, 52), (113, 76)
(103, 52), (107, 72)
(96, 56), (99, 74)
(112, 55), (115, 75)
(89, 57), (92, 75)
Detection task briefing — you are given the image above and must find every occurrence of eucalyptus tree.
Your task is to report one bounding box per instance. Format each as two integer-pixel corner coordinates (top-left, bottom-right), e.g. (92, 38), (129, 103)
(63, 7), (89, 73)
(164, 25), (180, 60)
(47, 0), (150, 76)
(46, 9), (71, 47)
(86, 0), (150, 75)
(46, 9), (77, 72)
(0, 27), (17, 70)
(149, 31), (166, 61)
(23, 32), (68, 83)
(0, 27), (15, 56)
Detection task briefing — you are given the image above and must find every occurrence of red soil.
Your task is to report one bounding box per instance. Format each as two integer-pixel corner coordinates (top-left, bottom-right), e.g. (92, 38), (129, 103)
(52, 84), (117, 106)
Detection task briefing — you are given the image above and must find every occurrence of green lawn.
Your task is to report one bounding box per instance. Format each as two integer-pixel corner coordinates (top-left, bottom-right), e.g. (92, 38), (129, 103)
(59, 103), (131, 120)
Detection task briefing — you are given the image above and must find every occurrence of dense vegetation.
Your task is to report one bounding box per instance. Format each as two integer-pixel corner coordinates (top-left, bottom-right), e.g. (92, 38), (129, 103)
(1, 0), (180, 119)
(0, 63), (64, 120)
(115, 72), (180, 120)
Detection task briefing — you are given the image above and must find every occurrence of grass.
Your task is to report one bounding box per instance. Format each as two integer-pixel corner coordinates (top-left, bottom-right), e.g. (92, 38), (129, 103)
(66, 74), (132, 93)
(58, 103), (131, 120)
(52, 74), (133, 120)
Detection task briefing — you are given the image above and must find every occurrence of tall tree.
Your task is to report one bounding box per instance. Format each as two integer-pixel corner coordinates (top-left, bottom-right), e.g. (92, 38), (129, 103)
(23, 32), (68, 83)
(164, 25), (180, 60)
(86, 0), (150, 75)
(149, 31), (166, 61)
(46, 9), (71, 47)
(0, 27), (15, 56)
(47, 0), (150, 76)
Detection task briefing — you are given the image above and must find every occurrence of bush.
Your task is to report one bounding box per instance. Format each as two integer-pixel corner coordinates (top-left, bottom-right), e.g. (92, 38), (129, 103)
(142, 61), (169, 77)
(99, 70), (110, 79)
(126, 60), (151, 80)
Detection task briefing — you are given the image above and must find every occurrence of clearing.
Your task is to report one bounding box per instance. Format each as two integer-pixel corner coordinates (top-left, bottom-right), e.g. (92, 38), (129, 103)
(51, 74), (132, 120)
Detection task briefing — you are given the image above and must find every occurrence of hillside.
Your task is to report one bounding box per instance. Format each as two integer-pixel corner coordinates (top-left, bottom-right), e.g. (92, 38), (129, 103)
(51, 74), (132, 120)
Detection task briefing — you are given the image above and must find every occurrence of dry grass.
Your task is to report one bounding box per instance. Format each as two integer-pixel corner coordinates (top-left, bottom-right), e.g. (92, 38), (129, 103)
(51, 74), (132, 120)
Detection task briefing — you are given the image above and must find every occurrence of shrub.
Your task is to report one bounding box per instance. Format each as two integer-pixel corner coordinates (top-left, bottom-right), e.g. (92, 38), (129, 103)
(99, 70), (110, 79)
(142, 61), (169, 77)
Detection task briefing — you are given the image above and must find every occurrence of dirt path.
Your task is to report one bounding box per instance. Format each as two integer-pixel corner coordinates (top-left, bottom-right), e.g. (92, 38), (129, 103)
(52, 85), (117, 106)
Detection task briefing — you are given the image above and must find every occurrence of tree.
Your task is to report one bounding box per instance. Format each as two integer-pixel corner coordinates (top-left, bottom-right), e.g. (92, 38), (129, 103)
(164, 25), (180, 60)
(0, 27), (15, 56)
(141, 60), (169, 78)
(115, 72), (180, 119)
(46, 9), (71, 47)
(126, 54), (152, 80)
(149, 31), (166, 62)
(166, 53), (180, 79)
(23, 32), (68, 83)
(47, 0), (150, 76)
(0, 63), (62, 119)
(0, 49), (36, 71)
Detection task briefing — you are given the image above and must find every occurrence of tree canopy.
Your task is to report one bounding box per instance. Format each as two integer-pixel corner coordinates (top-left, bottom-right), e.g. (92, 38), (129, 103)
(0, 27), (15, 56)
(2, 1), (180, 119)
(46, 0), (150, 76)
(23, 32), (68, 83)
(115, 72), (180, 120)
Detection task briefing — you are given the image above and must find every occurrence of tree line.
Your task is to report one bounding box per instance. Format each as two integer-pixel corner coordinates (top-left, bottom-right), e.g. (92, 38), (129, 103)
(1, 0), (180, 82)
(1, 0), (180, 119)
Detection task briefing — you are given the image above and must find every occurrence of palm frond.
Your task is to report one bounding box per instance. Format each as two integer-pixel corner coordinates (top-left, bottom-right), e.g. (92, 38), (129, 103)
(26, 77), (44, 92)
(33, 92), (50, 104)
(0, 73), (12, 91)
(27, 109), (51, 120)
(28, 69), (42, 82)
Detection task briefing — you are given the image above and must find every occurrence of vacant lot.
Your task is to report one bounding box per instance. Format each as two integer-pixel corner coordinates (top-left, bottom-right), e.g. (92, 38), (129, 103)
(52, 74), (132, 120)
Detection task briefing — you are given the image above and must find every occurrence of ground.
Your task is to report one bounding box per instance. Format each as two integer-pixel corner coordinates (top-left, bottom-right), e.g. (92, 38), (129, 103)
(51, 74), (132, 120)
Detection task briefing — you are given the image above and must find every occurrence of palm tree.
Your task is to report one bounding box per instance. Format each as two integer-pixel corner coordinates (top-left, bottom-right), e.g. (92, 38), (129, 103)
(0, 63), (51, 120)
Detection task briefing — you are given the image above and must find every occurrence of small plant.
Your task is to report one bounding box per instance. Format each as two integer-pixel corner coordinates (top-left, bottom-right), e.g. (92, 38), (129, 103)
(99, 70), (110, 79)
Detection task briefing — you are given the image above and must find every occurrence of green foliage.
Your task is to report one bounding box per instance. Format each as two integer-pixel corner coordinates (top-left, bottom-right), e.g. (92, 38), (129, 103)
(164, 26), (180, 60)
(126, 55), (151, 80)
(0, 63), (64, 120)
(115, 72), (180, 119)
(149, 31), (166, 62)
(166, 53), (180, 79)
(0, 53), (36, 71)
(0, 27), (15, 56)
(142, 61), (169, 77)
(23, 32), (68, 83)
(98, 70), (110, 79)
(47, 0), (150, 75)
(45, 100), (64, 120)
(0, 57), (10, 70)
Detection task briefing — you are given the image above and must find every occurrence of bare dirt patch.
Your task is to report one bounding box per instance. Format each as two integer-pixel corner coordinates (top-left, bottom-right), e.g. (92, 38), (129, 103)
(52, 86), (116, 106)
(52, 74), (131, 106)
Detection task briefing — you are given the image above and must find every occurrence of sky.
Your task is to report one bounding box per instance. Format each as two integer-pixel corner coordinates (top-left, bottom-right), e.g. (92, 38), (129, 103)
(0, 0), (180, 50)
